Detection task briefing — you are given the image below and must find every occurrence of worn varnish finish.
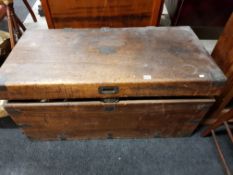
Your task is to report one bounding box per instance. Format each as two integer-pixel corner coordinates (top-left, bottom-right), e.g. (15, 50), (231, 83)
(0, 27), (226, 140)
(41, 0), (164, 28)
(6, 99), (214, 140)
(0, 27), (226, 100)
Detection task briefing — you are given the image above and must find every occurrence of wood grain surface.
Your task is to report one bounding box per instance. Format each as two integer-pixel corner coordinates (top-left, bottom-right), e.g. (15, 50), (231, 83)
(41, 0), (164, 28)
(0, 27), (226, 100)
(6, 99), (214, 140)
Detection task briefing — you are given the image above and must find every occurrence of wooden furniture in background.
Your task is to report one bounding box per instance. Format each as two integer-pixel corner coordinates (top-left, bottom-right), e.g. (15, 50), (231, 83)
(22, 0), (37, 22)
(165, 0), (233, 39)
(0, 31), (10, 66)
(0, 0), (26, 48)
(41, 0), (164, 28)
(202, 14), (233, 175)
(202, 14), (233, 134)
(0, 0), (36, 48)
(0, 27), (226, 140)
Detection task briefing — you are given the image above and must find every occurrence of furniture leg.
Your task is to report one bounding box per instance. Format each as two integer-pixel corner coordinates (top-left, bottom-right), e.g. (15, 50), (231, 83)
(15, 14), (26, 31)
(6, 4), (15, 49)
(212, 130), (232, 175)
(224, 121), (233, 143)
(22, 0), (37, 22)
(202, 110), (233, 136)
(11, 11), (22, 38)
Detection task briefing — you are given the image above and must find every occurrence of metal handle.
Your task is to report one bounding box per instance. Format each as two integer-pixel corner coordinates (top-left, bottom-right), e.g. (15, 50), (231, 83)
(98, 86), (119, 94)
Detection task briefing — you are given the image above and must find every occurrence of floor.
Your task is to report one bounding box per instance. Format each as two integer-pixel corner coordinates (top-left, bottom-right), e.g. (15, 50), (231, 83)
(0, 129), (232, 175)
(0, 1), (232, 175)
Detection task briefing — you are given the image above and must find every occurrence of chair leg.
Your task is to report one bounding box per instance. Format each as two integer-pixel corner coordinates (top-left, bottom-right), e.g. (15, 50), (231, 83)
(5, 3), (27, 49)
(202, 109), (233, 137)
(212, 130), (232, 175)
(11, 12), (22, 39)
(22, 0), (37, 22)
(15, 14), (26, 32)
(6, 5), (15, 49)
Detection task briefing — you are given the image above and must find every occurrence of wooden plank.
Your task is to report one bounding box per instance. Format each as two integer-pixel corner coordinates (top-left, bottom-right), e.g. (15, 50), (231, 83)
(21, 125), (197, 140)
(212, 14), (233, 79)
(41, 0), (163, 28)
(5, 99), (214, 140)
(201, 108), (231, 125)
(202, 109), (233, 136)
(201, 14), (233, 126)
(0, 27), (226, 100)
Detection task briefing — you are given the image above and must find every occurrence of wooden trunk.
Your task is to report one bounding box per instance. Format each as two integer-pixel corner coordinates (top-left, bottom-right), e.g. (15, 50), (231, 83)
(0, 27), (226, 140)
(41, 0), (164, 28)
